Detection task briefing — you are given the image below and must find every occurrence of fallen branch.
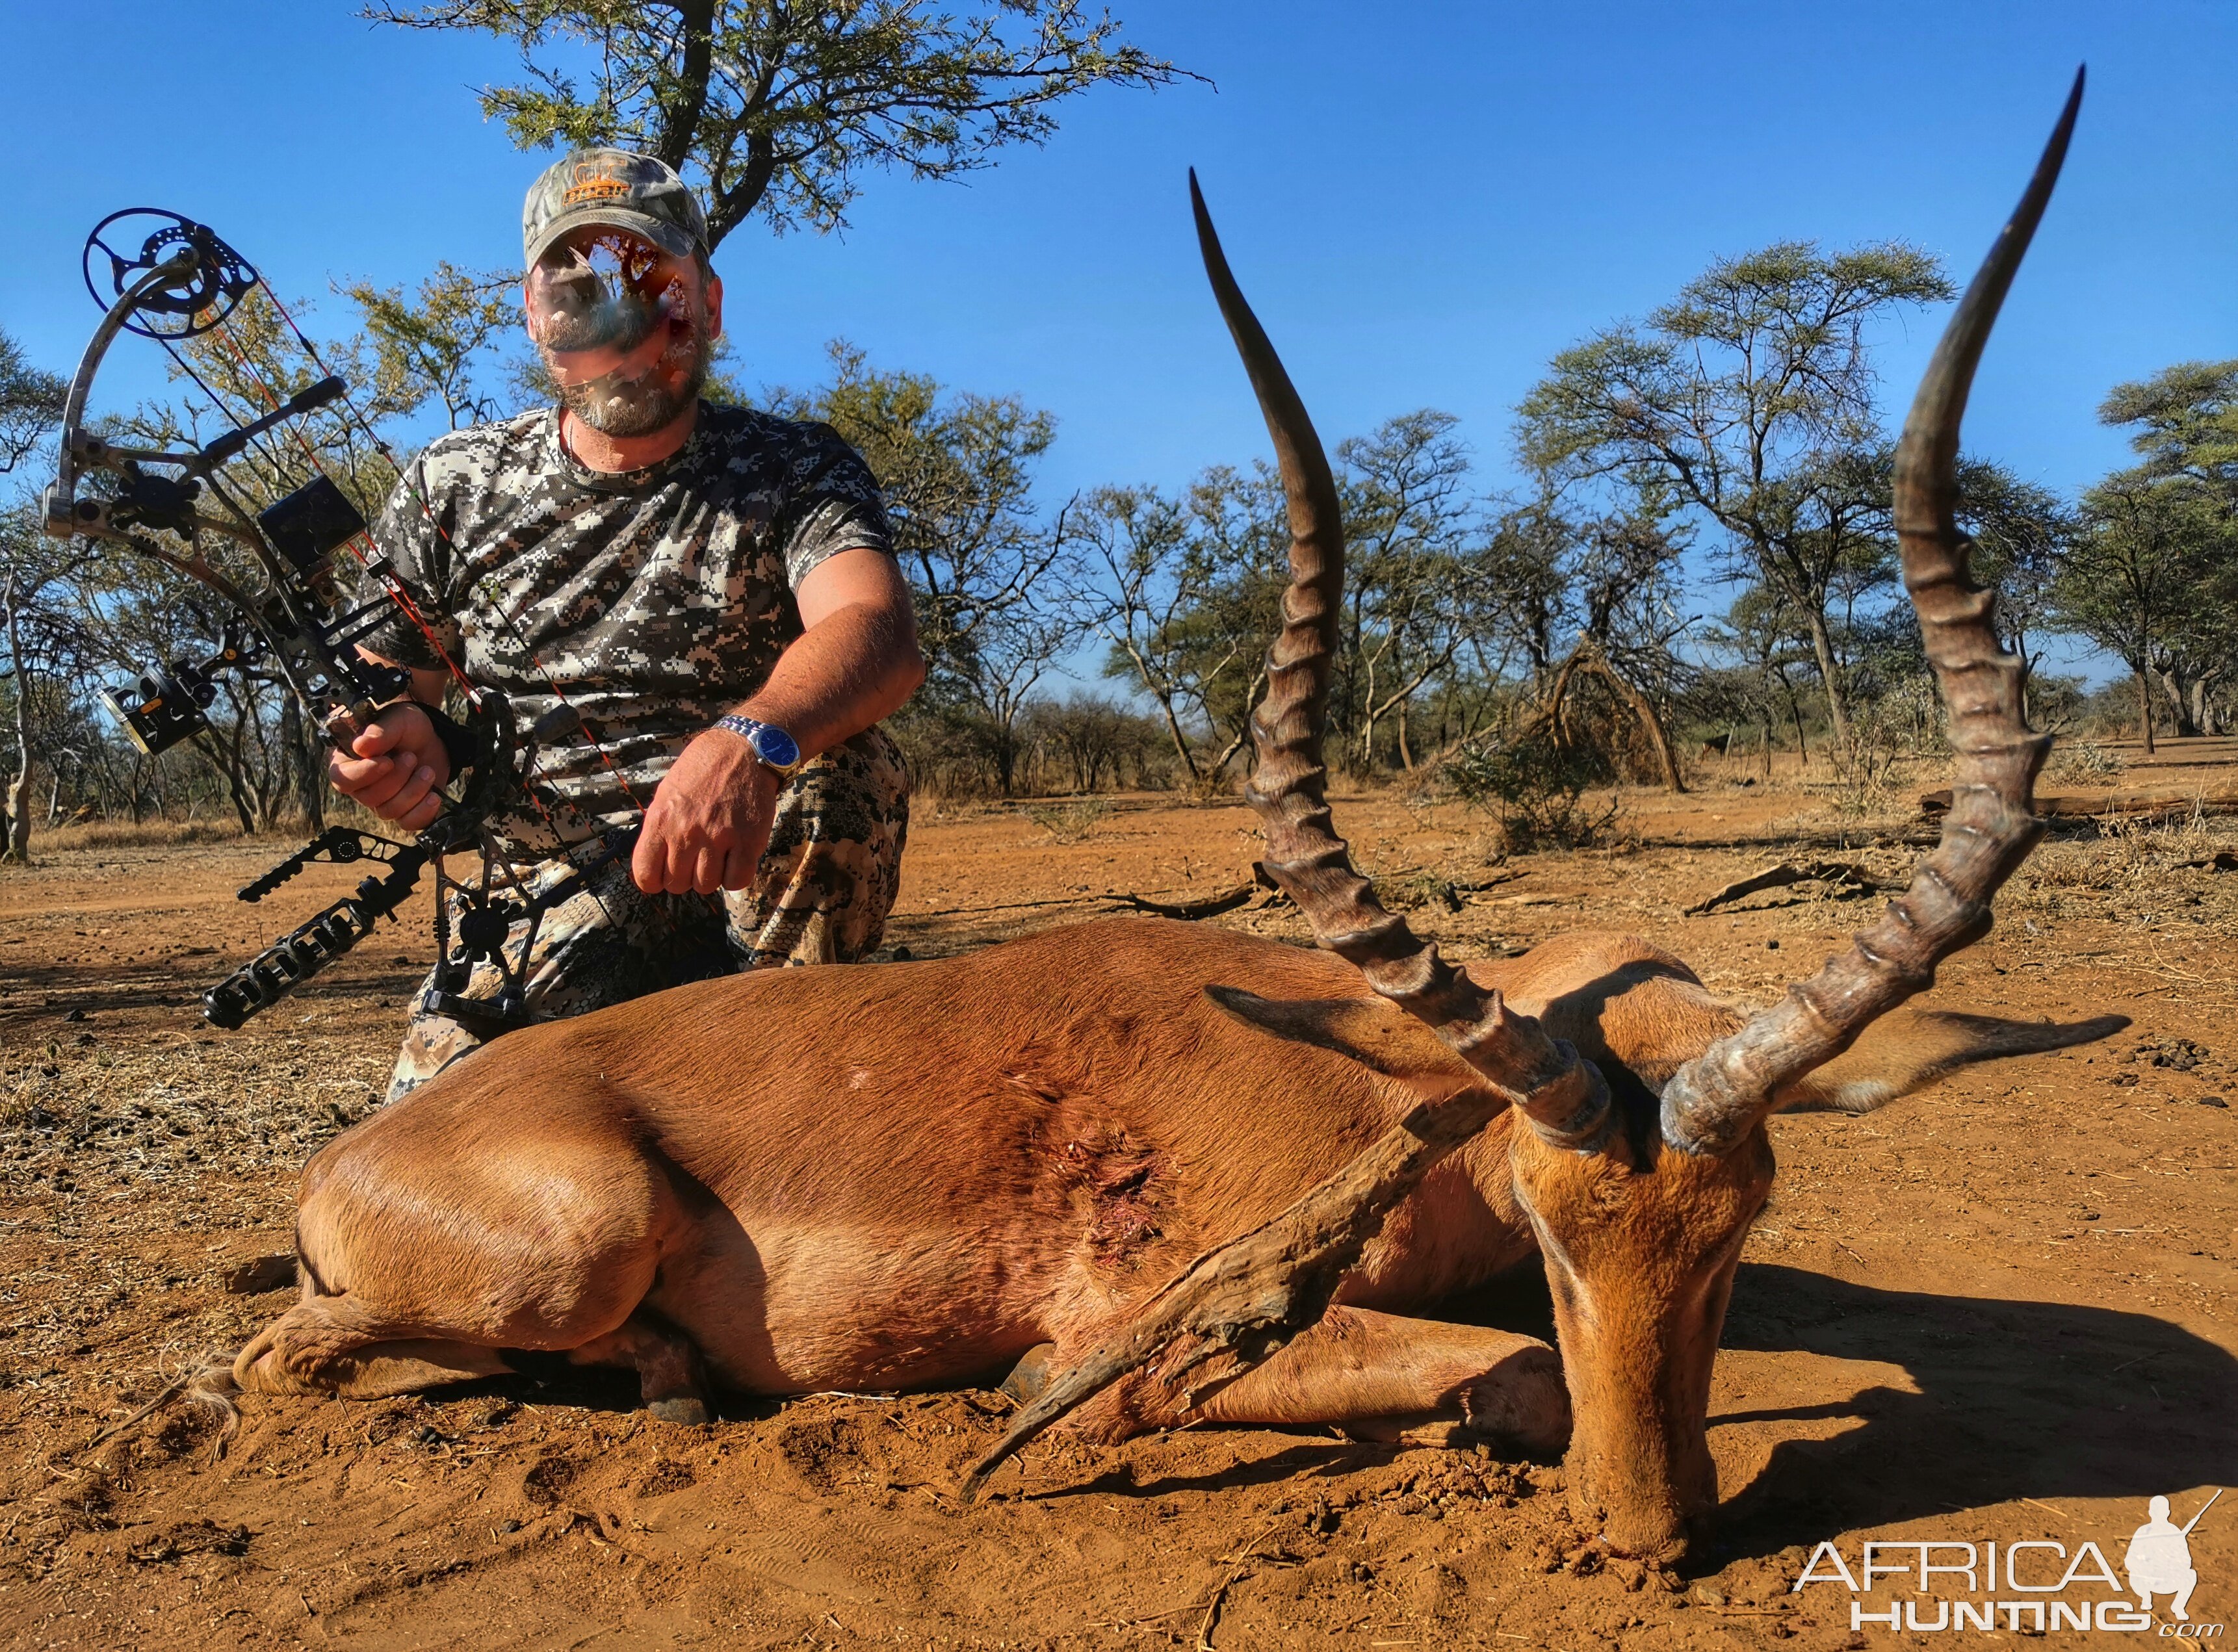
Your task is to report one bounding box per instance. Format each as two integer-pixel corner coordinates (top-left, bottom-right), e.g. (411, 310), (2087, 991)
(902, 893), (1102, 920)
(1920, 787), (2238, 820)
(914, 867), (1294, 927)
(1683, 861), (1887, 917)
(1107, 881), (1260, 921)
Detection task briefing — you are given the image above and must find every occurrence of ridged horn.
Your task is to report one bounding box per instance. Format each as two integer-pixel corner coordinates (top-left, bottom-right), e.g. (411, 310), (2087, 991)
(1659, 68), (2083, 1156)
(1191, 169), (1607, 1144)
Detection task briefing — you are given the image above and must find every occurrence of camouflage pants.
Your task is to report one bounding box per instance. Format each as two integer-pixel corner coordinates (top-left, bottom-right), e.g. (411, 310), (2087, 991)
(385, 726), (909, 1103)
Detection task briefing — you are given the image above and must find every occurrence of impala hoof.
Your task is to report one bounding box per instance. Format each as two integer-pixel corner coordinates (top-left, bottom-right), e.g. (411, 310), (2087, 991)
(647, 1395), (710, 1426)
(998, 1343), (1056, 1404)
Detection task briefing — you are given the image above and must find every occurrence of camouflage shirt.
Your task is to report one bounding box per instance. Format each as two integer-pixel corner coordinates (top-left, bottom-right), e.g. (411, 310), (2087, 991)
(359, 402), (892, 852)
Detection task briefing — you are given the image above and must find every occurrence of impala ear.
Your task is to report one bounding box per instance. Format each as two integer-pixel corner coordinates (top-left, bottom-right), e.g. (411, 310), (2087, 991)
(1773, 1008), (2130, 1115)
(1204, 985), (1466, 1083)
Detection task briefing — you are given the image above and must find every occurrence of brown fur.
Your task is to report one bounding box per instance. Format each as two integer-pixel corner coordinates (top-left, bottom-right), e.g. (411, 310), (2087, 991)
(236, 918), (2116, 1549)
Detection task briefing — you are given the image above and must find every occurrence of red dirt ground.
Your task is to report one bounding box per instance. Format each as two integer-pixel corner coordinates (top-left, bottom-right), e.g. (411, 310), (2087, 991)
(1, 742), (2232, 1650)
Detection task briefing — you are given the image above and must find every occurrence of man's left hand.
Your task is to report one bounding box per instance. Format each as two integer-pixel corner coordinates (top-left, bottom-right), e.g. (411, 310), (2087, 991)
(632, 730), (781, 896)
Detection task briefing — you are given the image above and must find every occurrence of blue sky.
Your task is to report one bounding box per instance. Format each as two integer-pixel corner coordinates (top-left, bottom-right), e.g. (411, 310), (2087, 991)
(5, 0), (2233, 681)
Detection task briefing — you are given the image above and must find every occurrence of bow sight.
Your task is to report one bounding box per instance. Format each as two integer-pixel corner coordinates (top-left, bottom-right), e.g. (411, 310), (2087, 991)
(42, 208), (622, 1036)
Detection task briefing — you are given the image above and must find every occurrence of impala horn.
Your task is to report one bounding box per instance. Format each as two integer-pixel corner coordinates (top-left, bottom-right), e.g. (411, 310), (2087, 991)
(1197, 168), (1610, 1147)
(954, 174), (1613, 1502)
(1659, 68), (2084, 1157)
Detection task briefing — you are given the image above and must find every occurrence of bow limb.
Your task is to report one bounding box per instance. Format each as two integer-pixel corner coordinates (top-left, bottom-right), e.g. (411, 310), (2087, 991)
(44, 250), (202, 537)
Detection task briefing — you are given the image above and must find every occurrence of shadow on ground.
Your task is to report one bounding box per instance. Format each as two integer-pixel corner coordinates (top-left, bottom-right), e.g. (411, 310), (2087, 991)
(1712, 1263), (2236, 1556)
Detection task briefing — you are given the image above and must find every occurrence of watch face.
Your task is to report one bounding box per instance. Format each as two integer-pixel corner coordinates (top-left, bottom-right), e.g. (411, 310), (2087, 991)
(749, 724), (800, 769)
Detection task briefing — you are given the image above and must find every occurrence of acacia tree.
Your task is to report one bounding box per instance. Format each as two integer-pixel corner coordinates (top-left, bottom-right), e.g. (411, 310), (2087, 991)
(0, 329), (68, 860)
(1151, 465), (1288, 778)
(779, 343), (1072, 792)
(1066, 465), (1287, 784)
(367, 0), (1192, 247)
(2055, 472), (2218, 753)
(1557, 489), (1692, 790)
(1516, 240), (1952, 755)
(2093, 361), (2238, 734)
(1710, 582), (1819, 765)
(1336, 411), (1486, 771)
(345, 263), (523, 430)
(1, 521), (86, 861)
(2102, 359), (2238, 504)
(1, 331), (64, 477)
(1065, 484), (1201, 777)
(1477, 491), (1572, 695)
(1950, 458), (2075, 718)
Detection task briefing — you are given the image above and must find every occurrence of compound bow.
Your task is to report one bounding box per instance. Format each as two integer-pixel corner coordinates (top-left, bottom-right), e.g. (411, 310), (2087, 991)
(42, 209), (642, 1034)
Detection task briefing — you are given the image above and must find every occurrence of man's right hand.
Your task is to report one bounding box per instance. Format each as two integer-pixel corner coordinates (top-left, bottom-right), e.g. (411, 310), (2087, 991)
(328, 703), (451, 831)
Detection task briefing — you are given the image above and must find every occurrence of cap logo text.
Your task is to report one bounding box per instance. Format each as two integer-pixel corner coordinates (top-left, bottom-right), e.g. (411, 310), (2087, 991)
(563, 158), (632, 207)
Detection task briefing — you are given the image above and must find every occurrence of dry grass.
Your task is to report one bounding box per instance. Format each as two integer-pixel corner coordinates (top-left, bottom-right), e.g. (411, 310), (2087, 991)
(2045, 735), (2123, 782)
(27, 820), (249, 854)
(0, 1012), (395, 1418)
(1027, 798), (1112, 844)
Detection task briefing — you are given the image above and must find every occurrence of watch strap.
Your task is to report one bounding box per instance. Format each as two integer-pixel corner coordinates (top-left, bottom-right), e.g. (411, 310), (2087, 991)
(712, 713), (803, 775)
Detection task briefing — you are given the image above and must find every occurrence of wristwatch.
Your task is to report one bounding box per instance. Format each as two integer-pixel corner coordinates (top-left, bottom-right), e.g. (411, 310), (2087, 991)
(712, 713), (803, 777)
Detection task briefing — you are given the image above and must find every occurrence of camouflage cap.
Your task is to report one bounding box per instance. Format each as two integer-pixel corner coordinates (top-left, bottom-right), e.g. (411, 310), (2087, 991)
(522, 148), (710, 267)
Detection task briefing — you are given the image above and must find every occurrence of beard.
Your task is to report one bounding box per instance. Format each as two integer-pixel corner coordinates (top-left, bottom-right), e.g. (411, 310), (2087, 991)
(543, 322), (712, 439)
(534, 279), (714, 439)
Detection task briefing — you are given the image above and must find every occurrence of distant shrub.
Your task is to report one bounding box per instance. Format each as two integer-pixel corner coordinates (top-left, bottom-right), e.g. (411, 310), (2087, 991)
(1027, 799), (1110, 843)
(1441, 730), (1619, 852)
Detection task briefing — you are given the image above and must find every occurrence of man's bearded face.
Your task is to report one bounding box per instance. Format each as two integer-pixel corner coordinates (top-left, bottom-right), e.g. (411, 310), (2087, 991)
(527, 230), (714, 439)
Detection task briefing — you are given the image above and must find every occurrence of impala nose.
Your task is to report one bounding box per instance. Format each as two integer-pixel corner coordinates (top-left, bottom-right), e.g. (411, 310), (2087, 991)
(1604, 1506), (1693, 1567)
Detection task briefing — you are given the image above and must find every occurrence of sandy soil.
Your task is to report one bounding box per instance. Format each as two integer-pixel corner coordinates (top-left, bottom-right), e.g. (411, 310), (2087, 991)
(1, 743), (2233, 1650)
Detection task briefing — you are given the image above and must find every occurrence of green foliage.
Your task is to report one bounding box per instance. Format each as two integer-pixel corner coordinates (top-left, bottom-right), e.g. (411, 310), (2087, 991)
(2053, 467), (2226, 740)
(1441, 727), (1617, 853)
(363, 0), (1193, 246)
(1333, 411), (1494, 768)
(2099, 359), (2238, 499)
(2081, 362), (2238, 738)
(1516, 239), (1952, 751)
(0, 329), (66, 476)
(1067, 464), (1286, 781)
(1021, 693), (1170, 794)
(774, 342), (1067, 791)
(343, 263), (523, 430)
(1952, 456), (2075, 683)
(888, 691), (1173, 799)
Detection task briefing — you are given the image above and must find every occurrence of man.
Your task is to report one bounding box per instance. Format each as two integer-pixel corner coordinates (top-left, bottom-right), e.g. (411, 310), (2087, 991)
(2123, 1495), (2201, 1620)
(331, 148), (925, 1102)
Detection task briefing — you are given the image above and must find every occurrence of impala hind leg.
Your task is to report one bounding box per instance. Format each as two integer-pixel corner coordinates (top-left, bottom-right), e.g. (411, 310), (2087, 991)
(233, 1294), (515, 1397)
(1184, 1306), (1570, 1454)
(564, 1309), (712, 1425)
(233, 1090), (686, 1410)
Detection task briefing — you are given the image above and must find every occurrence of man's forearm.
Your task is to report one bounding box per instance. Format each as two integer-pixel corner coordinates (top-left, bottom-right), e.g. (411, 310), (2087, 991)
(732, 599), (925, 759)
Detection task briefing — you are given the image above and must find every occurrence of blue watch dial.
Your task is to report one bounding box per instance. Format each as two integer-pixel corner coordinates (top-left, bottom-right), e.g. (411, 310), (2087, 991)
(749, 723), (800, 770)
